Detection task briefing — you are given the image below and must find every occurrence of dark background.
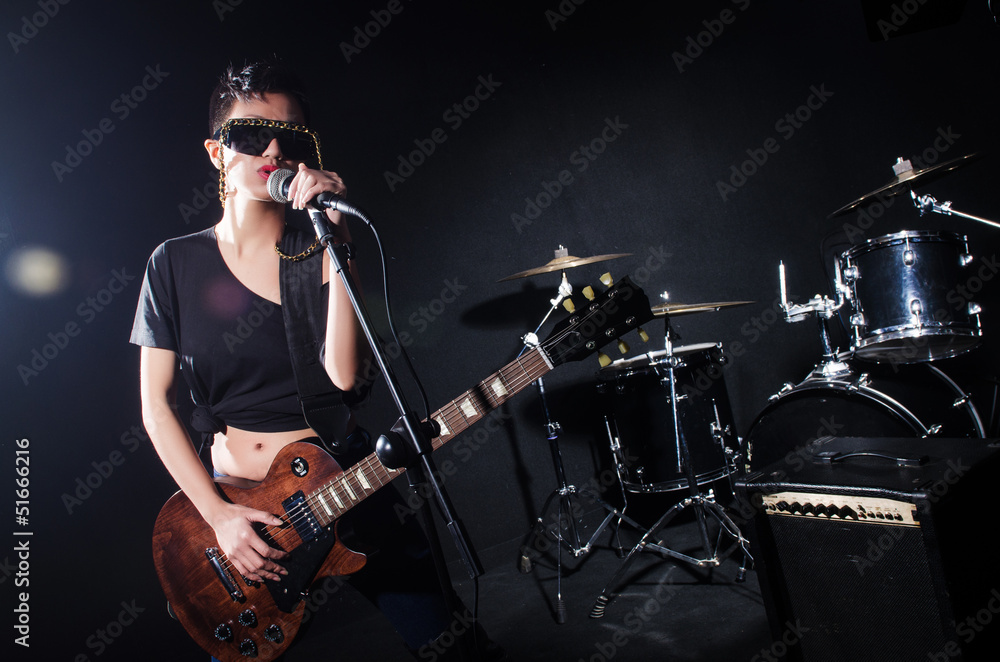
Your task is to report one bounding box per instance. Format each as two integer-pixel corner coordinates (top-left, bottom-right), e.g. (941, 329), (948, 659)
(2, 1), (998, 660)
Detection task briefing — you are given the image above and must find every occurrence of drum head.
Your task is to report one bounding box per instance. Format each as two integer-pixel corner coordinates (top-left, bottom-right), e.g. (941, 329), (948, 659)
(746, 361), (983, 473)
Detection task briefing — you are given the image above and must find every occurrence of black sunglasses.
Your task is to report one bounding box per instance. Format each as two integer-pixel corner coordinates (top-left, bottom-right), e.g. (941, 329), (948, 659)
(214, 118), (323, 166)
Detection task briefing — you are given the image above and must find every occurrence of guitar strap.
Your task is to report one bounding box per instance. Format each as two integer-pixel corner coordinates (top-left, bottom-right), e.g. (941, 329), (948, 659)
(278, 227), (356, 455)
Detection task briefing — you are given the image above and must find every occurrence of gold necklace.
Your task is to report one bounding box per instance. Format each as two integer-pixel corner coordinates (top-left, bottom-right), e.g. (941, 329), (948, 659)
(274, 238), (322, 262)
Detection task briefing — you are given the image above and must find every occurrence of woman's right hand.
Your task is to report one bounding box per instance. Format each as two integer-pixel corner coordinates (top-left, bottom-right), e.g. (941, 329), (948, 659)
(209, 502), (290, 582)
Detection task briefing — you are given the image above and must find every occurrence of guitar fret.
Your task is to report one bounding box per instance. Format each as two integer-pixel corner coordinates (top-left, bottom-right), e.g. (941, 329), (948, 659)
(490, 376), (508, 399)
(340, 477), (357, 502)
(316, 491), (334, 517)
(328, 485), (345, 510)
(459, 397), (478, 420)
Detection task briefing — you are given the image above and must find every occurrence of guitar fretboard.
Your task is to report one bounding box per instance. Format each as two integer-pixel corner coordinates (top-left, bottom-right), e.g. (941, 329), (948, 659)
(304, 346), (553, 527)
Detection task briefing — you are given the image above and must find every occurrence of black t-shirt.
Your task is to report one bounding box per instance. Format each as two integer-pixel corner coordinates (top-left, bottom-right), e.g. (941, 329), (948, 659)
(130, 227), (325, 433)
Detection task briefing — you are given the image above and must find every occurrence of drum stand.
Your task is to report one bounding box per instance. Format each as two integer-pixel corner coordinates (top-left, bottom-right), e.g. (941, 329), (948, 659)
(589, 317), (753, 618)
(517, 272), (641, 623)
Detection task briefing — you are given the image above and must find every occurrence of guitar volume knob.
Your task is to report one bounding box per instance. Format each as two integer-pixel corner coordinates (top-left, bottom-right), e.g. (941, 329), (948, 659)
(239, 639), (258, 657)
(238, 609), (257, 627)
(214, 623), (233, 641)
(264, 624), (284, 643)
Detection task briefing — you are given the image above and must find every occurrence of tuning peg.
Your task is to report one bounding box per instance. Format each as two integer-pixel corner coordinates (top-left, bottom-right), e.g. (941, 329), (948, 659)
(637, 327), (649, 342)
(600, 272), (613, 287)
(598, 352), (611, 368)
(617, 339), (630, 354)
(563, 298), (576, 313)
(582, 285), (595, 301)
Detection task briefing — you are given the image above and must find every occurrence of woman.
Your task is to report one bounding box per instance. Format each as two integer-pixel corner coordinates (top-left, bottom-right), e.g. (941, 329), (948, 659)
(131, 61), (496, 660)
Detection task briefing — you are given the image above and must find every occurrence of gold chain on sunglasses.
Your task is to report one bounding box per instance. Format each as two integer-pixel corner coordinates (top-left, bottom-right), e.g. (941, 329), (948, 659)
(215, 118), (324, 207)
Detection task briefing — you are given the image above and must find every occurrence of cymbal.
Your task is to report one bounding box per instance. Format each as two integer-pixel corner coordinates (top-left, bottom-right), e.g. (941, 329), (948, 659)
(651, 300), (755, 317)
(498, 248), (631, 281)
(828, 153), (981, 218)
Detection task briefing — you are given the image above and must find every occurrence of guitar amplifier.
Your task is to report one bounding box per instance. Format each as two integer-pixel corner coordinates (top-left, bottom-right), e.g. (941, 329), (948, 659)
(735, 436), (1000, 662)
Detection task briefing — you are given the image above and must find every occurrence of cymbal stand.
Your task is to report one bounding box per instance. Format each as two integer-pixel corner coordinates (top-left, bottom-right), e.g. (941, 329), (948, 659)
(518, 271), (640, 623)
(590, 314), (752, 618)
(912, 190), (1000, 230)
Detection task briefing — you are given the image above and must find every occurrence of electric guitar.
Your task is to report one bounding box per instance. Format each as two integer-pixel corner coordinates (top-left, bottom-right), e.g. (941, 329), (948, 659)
(152, 276), (652, 661)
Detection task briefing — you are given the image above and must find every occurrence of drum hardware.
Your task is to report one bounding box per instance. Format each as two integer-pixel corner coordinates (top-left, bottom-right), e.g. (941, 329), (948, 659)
(589, 309), (753, 618)
(778, 261), (853, 377)
(650, 300), (756, 317)
(827, 153), (981, 218)
(513, 249), (644, 624)
(911, 190), (1000, 230)
(838, 231), (983, 363)
(745, 356), (986, 473)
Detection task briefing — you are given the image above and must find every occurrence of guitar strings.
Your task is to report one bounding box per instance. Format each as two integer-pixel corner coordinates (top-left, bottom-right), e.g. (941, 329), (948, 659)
(211, 311), (589, 581)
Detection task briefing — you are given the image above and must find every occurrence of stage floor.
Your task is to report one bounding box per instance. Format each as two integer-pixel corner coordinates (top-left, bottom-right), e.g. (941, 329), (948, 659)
(283, 505), (773, 662)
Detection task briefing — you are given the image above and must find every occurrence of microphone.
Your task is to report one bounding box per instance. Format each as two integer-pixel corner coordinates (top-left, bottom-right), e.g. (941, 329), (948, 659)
(266, 168), (362, 217)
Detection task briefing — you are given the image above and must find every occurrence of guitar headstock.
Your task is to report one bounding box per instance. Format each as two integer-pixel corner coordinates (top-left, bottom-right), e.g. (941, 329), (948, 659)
(540, 275), (654, 367)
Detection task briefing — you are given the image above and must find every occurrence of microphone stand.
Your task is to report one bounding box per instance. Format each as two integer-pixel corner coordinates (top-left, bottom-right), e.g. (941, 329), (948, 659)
(307, 208), (482, 660)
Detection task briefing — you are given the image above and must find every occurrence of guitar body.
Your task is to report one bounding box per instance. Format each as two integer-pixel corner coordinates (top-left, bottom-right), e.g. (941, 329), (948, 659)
(152, 442), (366, 662)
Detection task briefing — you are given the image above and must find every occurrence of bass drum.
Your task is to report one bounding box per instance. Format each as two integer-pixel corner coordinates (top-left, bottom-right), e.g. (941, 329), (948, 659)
(745, 360), (985, 473)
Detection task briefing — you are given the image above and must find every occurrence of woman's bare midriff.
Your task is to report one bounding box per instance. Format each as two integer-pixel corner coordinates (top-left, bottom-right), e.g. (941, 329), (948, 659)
(211, 426), (316, 482)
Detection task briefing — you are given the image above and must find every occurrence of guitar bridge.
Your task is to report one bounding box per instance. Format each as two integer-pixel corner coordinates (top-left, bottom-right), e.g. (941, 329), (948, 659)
(205, 547), (244, 602)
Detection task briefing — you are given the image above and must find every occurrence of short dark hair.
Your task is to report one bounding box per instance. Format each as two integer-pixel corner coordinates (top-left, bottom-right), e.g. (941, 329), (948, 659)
(208, 60), (311, 135)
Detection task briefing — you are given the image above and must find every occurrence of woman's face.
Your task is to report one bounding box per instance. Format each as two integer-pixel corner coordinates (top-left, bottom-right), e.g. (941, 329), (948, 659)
(211, 91), (308, 204)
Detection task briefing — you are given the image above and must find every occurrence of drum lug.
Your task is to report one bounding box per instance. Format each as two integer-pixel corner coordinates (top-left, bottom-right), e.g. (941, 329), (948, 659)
(952, 394), (970, 408)
(848, 373), (870, 391)
(960, 253), (974, 267)
(903, 248), (916, 266)
(842, 265), (859, 282)
(769, 382), (795, 401)
(925, 424), (943, 437)
(850, 312), (866, 328)
(968, 302), (983, 316)
(910, 298), (924, 317)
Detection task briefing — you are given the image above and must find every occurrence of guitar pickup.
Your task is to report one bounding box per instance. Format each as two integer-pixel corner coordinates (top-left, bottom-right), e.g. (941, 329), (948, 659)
(282, 491), (321, 543)
(205, 547), (244, 602)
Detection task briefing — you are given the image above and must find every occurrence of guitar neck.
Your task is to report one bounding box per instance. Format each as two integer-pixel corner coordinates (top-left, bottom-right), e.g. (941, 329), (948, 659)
(305, 346), (553, 527)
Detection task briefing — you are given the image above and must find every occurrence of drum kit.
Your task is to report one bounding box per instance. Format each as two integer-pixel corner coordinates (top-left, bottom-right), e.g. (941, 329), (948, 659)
(509, 152), (997, 621)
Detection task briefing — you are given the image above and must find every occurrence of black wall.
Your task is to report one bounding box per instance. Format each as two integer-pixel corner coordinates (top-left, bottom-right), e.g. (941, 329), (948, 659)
(3, 1), (998, 660)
